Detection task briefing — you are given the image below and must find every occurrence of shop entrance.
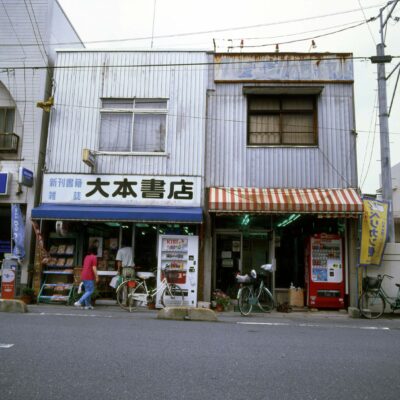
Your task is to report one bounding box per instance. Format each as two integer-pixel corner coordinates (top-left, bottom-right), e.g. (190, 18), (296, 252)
(214, 230), (272, 297)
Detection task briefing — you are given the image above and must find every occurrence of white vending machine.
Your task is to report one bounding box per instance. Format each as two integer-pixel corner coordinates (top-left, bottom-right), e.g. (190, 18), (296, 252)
(156, 235), (199, 308)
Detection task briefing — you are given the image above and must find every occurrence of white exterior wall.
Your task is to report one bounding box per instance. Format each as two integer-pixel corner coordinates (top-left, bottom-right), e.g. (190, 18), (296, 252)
(0, 0), (83, 284)
(45, 51), (209, 183)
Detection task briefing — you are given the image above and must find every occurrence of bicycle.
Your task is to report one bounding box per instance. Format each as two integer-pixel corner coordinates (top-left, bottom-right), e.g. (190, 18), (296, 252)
(116, 268), (185, 312)
(236, 265), (275, 316)
(358, 274), (400, 319)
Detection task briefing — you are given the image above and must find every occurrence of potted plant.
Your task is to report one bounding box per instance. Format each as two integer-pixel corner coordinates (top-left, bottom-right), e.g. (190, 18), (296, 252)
(21, 287), (35, 304)
(212, 289), (231, 312)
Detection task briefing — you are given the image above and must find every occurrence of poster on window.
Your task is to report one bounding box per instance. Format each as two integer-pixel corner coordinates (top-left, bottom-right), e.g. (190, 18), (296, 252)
(89, 237), (103, 257)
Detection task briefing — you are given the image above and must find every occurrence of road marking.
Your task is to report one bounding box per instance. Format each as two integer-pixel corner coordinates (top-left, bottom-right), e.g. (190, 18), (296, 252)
(238, 322), (290, 326)
(33, 312), (113, 318)
(237, 321), (391, 330)
(0, 344), (14, 348)
(360, 326), (390, 330)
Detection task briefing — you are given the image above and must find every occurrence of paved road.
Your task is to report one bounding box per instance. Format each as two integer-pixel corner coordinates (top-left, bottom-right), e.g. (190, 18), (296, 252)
(1, 305), (400, 400)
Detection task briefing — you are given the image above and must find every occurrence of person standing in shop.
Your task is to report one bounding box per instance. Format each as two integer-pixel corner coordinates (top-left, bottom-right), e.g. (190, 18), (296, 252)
(115, 238), (135, 280)
(74, 245), (99, 310)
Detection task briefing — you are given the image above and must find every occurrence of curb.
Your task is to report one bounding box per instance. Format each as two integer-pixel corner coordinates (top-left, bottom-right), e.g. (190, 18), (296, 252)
(0, 299), (28, 313)
(157, 307), (218, 322)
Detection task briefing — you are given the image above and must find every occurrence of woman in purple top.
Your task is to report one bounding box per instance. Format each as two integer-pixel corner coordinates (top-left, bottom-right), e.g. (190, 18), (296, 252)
(74, 246), (98, 310)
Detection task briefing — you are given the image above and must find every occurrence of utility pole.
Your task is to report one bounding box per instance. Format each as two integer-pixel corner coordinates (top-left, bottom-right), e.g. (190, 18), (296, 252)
(370, 0), (399, 242)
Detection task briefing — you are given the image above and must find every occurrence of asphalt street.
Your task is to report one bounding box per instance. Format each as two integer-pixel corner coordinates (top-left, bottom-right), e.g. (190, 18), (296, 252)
(1, 305), (400, 400)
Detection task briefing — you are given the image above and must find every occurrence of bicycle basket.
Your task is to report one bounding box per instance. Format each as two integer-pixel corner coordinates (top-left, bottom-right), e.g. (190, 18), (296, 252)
(362, 276), (381, 290)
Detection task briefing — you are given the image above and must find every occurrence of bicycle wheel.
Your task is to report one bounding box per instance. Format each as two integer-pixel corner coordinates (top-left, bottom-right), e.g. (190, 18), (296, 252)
(238, 286), (252, 316)
(358, 290), (385, 319)
(116, 280), (140, 311)
(258, 287), (274, 312)
(160, 284), (184, 307)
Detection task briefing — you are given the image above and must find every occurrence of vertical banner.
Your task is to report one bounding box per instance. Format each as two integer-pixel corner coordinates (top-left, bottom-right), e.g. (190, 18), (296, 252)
(11, 204), (25, 260)
(359, 198), (388, 267)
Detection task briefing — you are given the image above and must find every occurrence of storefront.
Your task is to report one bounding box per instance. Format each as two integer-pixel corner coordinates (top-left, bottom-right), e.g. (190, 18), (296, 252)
(208, 187), (363, 308)
(31, 173), (203, 305)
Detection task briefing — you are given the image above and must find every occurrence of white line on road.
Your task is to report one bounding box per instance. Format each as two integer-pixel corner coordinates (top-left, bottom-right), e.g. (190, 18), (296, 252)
(237, 321), (391, 330)
(0, 344), (14, 348)
(33, 312), (114, 318)
(237, 322), (290, 326)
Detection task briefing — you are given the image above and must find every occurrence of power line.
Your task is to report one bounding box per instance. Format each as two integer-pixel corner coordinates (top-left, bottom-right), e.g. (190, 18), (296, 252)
(228, 20), (373, 50)
(357, 0), (378, 45)
(0, 2), (386, 47)
(2, 54), (398, 71)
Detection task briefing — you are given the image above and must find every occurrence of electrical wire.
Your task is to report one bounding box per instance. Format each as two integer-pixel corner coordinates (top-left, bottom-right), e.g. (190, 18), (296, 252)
(1, 54), (397, 72)
(0, 2), (386, 47)
(357, 0), (378, 45)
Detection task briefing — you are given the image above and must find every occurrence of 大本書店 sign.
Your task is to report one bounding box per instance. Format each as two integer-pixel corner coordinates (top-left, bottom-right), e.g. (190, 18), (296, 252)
(41, 173), (201, 207)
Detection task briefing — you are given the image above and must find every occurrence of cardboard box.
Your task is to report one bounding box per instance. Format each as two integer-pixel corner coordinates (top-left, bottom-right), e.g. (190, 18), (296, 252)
(289, 288), (304, 307)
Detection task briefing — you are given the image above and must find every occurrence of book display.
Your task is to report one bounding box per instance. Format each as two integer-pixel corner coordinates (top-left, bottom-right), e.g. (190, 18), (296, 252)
(96, 237), (119, 298)
(37, 237), (77, 304)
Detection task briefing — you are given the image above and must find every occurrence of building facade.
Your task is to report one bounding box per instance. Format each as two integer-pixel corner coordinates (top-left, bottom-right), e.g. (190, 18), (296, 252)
(0, 0), (83, 293)
(203, 53), (362, 308)
(31, 50), (209, 302)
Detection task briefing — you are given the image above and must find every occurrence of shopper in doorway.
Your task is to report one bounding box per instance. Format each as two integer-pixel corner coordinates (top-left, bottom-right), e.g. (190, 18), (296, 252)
(74, 245), (99, 310)
(115, 238), (135, 280)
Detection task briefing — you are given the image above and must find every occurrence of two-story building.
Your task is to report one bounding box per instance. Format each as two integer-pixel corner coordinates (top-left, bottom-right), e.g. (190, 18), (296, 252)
(31, 50), (208, 302)
(203, 53), (363, 308)
(0, 0), (83, 293)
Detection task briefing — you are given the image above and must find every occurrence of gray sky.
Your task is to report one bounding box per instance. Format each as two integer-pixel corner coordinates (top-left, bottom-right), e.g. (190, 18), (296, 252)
(59, 0), (400, 194)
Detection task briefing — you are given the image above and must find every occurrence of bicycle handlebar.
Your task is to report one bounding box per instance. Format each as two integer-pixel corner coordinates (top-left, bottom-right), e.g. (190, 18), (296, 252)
(378, 274), (394, 280)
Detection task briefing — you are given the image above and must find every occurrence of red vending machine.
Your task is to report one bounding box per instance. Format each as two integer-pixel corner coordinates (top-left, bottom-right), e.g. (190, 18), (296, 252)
(305, 233), (345, 309)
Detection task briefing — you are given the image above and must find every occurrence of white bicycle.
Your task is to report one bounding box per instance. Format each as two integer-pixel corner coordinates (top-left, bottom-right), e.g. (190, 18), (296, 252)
(116, 268), (185, 312)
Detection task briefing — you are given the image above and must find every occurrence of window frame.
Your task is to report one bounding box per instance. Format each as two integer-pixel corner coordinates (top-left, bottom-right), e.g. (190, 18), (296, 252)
(99, 98), (168, 154)
(246, 94), (318, 147)
(0, 107), (15, 134)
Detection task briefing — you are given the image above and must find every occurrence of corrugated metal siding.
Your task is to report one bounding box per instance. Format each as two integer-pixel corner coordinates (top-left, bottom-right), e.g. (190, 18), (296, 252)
(205, 82), (357, 189)
(47, 51), (209, 177)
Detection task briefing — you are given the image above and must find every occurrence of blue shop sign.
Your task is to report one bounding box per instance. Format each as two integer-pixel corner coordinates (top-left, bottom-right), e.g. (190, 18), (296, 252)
(18, 167), (34, 187)
(0, 172), (11, 195)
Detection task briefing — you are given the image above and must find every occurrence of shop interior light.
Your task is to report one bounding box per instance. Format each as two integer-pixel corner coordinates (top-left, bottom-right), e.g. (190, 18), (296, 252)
(105, 222), (120, 227)
(152, 225), (157, 230)
(277, 214), (301, 228)
(240, 214), (250, 226)
(136, 223), (149, 228)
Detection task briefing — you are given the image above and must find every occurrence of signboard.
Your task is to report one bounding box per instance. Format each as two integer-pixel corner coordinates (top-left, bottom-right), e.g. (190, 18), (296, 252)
(41, 173), (201, 207)
(18, 167), (34, 187)
(0, 172), (11, 195)
(1, 259), (19, 299)
(11, 204), (25, 260)
(359, 198), (388, 267)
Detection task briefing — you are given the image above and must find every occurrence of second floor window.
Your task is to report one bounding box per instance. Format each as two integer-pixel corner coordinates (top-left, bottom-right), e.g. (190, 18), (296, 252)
(0, 108), (15, 133)
(99, 99), (167, 152)
(247, 95), (317, 146)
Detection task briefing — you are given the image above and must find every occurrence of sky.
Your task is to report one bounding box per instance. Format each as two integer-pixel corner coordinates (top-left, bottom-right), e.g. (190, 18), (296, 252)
(58, 0), (400, 194)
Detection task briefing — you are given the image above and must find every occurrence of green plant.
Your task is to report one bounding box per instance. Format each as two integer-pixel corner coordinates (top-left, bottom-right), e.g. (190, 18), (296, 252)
(22, 287), (35, 296)
(212, 289), (231, 308)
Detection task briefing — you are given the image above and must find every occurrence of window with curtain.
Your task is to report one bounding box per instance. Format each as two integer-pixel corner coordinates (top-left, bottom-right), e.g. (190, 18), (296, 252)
(247, 95), (317, 146)
(99, 99), (167, 152)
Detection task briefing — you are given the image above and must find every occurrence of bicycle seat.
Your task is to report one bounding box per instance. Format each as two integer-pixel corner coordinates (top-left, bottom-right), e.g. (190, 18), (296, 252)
(137, 271), (155, 280)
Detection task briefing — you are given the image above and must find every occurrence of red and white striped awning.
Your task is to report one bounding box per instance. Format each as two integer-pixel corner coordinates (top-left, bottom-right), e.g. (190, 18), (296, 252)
(208, 187), (363, 217)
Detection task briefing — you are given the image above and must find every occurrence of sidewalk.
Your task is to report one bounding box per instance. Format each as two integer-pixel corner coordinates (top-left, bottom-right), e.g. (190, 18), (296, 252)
(9, 301), (400, 324)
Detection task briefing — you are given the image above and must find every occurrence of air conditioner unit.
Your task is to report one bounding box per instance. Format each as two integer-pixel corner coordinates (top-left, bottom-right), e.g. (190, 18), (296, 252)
(0, 133), (19, 153)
